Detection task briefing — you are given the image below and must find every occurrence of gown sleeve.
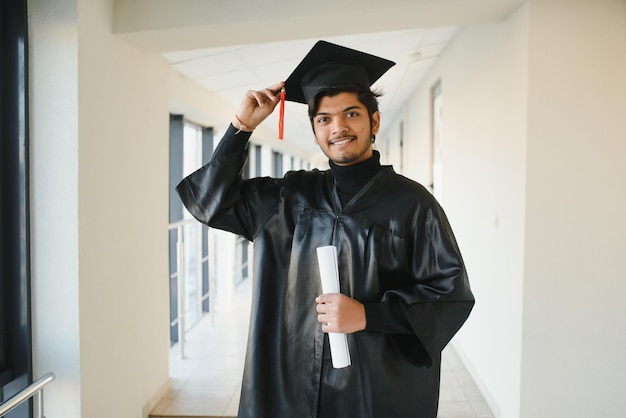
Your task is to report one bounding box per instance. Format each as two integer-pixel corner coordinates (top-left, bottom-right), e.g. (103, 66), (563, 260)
(175, 124), (281, 241)
(363, 301), (413, 334)
(372, 201), (474, 368)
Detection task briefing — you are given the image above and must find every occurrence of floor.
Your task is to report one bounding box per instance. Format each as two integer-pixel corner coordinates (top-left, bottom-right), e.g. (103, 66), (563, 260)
(150, 280), (494, 418)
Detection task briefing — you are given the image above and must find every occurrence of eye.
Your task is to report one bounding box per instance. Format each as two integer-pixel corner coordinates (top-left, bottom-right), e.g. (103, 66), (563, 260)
(315, 116), (330, 124)
(346, 111), (359, 118)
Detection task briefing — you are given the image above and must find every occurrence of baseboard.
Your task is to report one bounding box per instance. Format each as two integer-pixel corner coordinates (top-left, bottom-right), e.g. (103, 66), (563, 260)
(143, 378), (172, 418)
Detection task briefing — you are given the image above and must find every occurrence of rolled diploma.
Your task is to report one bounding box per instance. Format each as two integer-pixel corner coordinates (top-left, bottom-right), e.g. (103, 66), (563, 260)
(316, 245), (351, 368)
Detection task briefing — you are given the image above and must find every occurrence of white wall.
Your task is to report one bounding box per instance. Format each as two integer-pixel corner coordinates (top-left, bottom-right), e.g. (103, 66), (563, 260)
(522, 0), (626, 417)
(377, 116), (405, 173)
(388, 6), (529, 417)
(77, 0), (171, 416)
(400, 89), (434, 186)
(391, 1), (626, 417)
(442, 8), (529, 418)
(31, 0), (171, 416)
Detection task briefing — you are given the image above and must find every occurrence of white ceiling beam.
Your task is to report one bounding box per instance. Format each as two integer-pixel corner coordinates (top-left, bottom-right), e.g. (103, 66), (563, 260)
(113, 0), (526, 53)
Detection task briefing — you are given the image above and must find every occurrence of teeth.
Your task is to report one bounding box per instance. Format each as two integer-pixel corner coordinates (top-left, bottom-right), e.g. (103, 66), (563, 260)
(333, 139), (351, 145)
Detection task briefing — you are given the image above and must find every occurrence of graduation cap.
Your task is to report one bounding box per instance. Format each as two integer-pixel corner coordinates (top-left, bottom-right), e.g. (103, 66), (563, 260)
(277, 40), (396, 139)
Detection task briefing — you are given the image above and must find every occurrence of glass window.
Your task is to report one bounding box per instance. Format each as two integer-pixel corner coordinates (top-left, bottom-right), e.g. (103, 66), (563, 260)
(181, 123), (204, 329)
(273, 151), (283, 177)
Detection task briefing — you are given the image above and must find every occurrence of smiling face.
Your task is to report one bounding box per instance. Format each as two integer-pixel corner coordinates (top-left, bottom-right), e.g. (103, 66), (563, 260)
(312, 91), (381, 166)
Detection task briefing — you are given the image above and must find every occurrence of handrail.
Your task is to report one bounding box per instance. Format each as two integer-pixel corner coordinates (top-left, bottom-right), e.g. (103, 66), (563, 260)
(0, 372), (55, 417)
(168, 218), (216, 358)
(167, 218), (198, 230)
(168, 216), (246, 357)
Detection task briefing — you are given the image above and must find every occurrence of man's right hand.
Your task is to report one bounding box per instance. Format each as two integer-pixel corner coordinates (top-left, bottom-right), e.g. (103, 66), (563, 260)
(233, 81), (285, 132)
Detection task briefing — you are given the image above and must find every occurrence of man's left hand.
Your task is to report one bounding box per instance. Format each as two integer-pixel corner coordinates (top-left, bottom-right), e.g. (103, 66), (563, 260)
(315, 293), (366, 334)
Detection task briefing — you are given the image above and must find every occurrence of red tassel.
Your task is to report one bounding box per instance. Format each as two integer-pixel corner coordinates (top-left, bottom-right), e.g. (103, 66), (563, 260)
(278, 87), (285, 140)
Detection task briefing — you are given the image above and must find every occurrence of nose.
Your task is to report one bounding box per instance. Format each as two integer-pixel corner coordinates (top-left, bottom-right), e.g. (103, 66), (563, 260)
(331, 117), (348, 135)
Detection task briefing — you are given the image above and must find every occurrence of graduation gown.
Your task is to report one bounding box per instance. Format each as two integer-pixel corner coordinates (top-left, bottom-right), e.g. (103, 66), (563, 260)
(176, 125), (474, 418)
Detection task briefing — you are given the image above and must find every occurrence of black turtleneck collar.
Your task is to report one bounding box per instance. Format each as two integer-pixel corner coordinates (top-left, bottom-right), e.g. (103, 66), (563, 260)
(329, 151), (383, 206)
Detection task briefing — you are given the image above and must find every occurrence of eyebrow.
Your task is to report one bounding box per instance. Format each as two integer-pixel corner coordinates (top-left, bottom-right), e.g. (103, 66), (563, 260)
(314, 105), (363, 117)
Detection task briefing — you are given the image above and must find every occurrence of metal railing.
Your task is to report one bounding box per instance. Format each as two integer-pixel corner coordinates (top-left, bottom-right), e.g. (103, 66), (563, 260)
(235, 236), (250, 286)
(168, 218), (215, 359)
(0, 372), (55, 418)
(169, 218), (251, 359)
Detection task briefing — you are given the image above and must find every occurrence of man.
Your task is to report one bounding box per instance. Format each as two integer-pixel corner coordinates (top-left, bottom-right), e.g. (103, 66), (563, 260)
(177, 41), (474, 418)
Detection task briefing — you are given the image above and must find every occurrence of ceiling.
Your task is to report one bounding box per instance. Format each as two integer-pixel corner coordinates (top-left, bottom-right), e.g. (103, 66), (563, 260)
(114, 0), (526, 154)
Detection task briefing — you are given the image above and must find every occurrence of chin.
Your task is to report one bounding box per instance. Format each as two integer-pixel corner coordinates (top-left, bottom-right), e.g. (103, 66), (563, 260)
(331, 156), (358, 166)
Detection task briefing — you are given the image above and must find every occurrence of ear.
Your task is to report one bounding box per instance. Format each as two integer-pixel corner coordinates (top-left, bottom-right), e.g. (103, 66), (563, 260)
(371, 111), (381, 135)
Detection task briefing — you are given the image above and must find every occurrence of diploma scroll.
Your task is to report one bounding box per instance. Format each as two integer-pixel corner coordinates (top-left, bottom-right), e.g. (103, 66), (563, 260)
(316, 245), (351, 368)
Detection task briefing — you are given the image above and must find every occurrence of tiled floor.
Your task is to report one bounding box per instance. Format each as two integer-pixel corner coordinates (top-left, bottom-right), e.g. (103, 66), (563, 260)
(150, 280), (493, 418)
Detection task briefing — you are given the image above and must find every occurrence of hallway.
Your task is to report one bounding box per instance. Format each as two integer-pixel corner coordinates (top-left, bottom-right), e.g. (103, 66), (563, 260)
(150, 280), (494, 418)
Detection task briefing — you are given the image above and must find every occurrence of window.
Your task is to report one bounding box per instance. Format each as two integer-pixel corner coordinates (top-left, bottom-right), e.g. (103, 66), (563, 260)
(431, 80), (443, 198)
(273, 151), (283, 177)
(168, 117), (213, 343)
(1, 1), (33, 414)
(181, 123), (206, 329)
(254, 145), (262, 177)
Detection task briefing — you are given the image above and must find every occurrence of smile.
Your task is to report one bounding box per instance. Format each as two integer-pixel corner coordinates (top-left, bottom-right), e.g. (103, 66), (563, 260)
(330, 137), (355, 146)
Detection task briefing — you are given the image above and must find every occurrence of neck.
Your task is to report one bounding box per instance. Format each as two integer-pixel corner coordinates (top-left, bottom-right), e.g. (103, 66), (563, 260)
(330, 151), (382, 205)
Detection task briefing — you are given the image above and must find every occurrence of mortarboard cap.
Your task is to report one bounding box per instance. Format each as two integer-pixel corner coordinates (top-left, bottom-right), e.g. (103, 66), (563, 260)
(283, 40), (396, 104)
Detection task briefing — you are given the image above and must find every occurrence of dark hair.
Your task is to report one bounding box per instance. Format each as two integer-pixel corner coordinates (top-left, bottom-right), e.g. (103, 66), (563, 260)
(307, 84), (382, 128)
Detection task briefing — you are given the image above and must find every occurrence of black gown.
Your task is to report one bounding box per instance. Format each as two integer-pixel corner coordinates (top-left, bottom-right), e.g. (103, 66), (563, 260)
(177, 125), (474, 418)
